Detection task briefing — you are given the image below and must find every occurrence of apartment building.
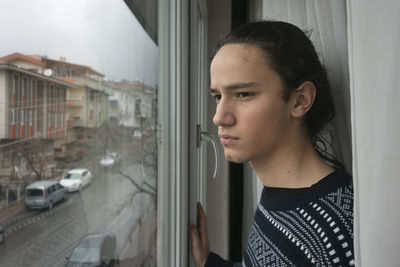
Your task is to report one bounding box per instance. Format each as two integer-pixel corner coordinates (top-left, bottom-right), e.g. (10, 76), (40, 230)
(40, 57), (111, 141)
(0, 52), (111, 163)
(106, 80), (156, 130)
(0, 62), (72, 140)
(0, 53), (111, 141)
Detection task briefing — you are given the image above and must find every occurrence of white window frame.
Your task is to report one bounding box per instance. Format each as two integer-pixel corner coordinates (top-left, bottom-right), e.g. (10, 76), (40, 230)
(157, 0), (190, 266)
(158, 1), (210, 265)
(188, 1), (209, 266)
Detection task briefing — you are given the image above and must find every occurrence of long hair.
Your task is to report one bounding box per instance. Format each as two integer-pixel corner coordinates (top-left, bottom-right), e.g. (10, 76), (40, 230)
(214, 21), (344, 169)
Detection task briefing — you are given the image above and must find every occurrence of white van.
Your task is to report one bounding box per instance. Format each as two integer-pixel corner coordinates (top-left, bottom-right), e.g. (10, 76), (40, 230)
(25, 181), (66, 210)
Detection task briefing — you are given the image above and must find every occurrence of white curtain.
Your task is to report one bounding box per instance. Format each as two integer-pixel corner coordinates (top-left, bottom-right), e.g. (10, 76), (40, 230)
(261, 0), (352, 171)
(347, 1), (400, 266)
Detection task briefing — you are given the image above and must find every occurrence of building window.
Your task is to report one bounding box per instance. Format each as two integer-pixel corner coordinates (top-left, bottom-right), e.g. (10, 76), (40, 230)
(20, 109), (24, 139)
(30, 80), (36, 108)
(10, 108), (15, 139)
(12, 75), (18, 107)
(22, 78), (28, 107)
(135, 98), (141, 116)
(48, 85), (53, 112)
(90, 90), (95, 101)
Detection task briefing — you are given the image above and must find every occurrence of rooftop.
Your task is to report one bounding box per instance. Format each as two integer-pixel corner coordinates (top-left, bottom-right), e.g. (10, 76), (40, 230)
(0, 52), (46, 66)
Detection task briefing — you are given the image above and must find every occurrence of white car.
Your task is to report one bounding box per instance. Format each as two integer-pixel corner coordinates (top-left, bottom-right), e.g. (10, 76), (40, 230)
(100, 152), (120, 167)
(60, 169), (92, 192)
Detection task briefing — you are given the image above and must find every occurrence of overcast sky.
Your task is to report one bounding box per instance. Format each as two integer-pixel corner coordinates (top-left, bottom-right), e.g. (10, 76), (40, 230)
(0, 0), (158, 86)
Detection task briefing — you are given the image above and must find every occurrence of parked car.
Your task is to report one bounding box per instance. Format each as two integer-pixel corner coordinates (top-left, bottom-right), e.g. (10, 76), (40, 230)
(25, 181), (66, 210)
(0, 223), (4, 244)
(60, 169), (92, 192)
(133, 130), (142, 138)
(100, 152), (120, 167)
(65, 232), (118, 267)
(100, 155), (115, 167)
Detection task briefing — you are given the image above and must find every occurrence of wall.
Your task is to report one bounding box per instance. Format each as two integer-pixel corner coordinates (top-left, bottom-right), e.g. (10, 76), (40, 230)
(67, 87), (85, 99)
(0, 70), (7, 138)
(7, 59), (44, 74)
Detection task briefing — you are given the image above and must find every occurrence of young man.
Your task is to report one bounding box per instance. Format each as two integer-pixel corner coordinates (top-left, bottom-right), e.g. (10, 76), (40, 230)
(189, 21), (354, 267)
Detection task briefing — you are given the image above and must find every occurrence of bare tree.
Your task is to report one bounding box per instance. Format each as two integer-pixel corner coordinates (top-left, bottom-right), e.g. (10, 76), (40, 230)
(139, 116), (158, 180)
(112, 117), (158, 211)
(117, 170), (156, 196)
(19, 140), (46, 180)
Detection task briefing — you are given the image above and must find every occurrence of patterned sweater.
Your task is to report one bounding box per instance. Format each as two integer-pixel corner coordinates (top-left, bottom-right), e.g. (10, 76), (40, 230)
(206, 169), (354, 267)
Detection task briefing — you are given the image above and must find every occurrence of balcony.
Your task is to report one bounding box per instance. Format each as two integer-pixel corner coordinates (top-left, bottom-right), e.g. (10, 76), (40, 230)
(69, 77), (112, 95)
(66, 96), (84, 107)
(67, 118), (84, 127)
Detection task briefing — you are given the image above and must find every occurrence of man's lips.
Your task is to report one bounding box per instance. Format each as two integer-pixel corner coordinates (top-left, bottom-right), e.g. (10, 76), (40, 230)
(219, 134), (239, 145)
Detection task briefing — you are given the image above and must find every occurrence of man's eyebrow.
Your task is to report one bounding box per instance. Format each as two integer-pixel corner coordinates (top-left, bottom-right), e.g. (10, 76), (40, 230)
(209, 82), (258, 93)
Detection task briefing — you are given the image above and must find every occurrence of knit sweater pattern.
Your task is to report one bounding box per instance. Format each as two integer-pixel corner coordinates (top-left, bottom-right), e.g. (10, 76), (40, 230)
(243, 170), (354, 267)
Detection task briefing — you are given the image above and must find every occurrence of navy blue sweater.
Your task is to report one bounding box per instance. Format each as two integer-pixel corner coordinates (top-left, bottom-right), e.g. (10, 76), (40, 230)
(206, 169), (354, 267)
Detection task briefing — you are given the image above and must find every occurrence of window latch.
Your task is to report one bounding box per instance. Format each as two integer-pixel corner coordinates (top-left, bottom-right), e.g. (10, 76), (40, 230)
(197, 124), (219, 179)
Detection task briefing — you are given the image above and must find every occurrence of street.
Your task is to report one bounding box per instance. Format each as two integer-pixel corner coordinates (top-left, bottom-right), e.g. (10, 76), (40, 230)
(0, 163), (156, 267)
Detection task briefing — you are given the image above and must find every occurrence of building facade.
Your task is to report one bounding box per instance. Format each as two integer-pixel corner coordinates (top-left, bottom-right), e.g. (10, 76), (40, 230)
(0, 63), (71, 141)
(0, 53), (111, 143)
(41, 57), (111, 142)
(107, 80), (156, 130)
(0, 52), (111, 164)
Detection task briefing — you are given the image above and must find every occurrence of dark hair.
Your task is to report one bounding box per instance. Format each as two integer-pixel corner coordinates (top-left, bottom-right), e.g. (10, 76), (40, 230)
(215, 21), (343, 168)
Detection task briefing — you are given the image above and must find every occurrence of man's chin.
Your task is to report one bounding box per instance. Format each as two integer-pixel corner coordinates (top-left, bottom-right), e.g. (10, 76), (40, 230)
(224, 152), (247, 164)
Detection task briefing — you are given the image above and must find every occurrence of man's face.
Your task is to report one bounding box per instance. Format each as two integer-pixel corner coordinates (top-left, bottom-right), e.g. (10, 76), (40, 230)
(210, 44), (292, 166)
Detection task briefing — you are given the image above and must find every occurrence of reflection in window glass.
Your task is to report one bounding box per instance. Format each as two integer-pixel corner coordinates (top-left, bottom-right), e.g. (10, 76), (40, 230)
(0, 0), (158, 266)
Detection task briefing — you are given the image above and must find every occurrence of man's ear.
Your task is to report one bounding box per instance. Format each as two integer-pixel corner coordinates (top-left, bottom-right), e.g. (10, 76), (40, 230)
(290, 81), (316, 118)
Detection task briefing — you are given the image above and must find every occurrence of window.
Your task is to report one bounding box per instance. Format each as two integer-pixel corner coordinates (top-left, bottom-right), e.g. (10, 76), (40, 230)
(12, 75), (18, 107)
(26, 189), (43, 197)
(47, 186), (53, 195)
(135, 98), (141, 116)
(30, 80), (35, 108)
(50, 185), (56, 194)
(48, 85), (53, 112)
(0, 1), (159, 266)
(90, 90), (95, 101)
(22, 78), (27, 107)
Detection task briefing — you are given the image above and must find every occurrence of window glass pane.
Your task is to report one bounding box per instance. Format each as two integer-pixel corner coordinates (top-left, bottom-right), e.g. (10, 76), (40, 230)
(0, 1), (158, 266)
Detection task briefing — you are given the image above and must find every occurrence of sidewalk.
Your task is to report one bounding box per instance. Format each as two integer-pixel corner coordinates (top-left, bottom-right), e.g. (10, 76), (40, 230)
(0, 199), (25, 223)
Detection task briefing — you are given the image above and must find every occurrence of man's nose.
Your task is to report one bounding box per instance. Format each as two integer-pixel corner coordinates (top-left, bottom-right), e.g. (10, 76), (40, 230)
(213, 98), (235, 127)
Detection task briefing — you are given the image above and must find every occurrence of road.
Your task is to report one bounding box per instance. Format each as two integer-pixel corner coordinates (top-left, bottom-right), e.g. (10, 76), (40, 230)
(0, 163), (156, 267)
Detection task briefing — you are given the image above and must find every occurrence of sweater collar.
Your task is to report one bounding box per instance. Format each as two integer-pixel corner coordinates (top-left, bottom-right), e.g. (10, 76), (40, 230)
(260, 169), (352, 210)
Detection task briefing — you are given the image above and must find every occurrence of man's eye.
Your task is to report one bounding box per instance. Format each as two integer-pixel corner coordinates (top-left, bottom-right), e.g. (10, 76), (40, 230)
(213, 94), (221, 102)
(237, 92), (252, 98)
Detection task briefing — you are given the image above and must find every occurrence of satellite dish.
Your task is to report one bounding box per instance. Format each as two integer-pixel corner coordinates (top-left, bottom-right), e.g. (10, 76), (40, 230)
(44, 69), (53, 77)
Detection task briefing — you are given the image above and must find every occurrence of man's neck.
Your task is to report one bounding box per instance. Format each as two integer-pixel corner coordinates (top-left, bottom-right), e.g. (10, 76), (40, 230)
(250, 138), (334, 188)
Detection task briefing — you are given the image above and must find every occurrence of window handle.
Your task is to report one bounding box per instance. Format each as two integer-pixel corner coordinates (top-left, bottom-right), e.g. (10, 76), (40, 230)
(200, 131), (219, 179)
